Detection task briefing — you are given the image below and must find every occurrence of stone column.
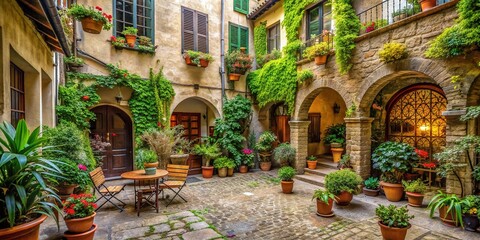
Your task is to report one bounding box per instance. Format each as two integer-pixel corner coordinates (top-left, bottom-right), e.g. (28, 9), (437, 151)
(345, 117), (374, 179)
(289, 120), (310, 174)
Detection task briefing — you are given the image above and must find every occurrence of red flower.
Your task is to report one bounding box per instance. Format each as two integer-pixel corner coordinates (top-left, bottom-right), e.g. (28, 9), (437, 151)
(81, 95), (90, 101)
(111, 133), (117, 137)
(92, 203), (98, 209)
(78, 164), (87, 171)
(242, 148), (253, 155)
(81, 199), (88, 207)
(422, 162), (436, 169)
(95, 6), (103, 11)
(110, 36), (117, 42)
(415, 149), (429, 159)
(123, 73), (128, 78)
(65, 208), (75, 215)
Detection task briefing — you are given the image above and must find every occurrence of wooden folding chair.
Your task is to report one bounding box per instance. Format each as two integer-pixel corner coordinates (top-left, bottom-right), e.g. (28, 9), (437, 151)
(134, 180), (157, 216)
(160, 164), (189, 207)
(89, 167), (126, 212)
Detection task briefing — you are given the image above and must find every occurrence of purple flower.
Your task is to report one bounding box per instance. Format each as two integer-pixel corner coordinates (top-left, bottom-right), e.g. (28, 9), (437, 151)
(78, 164), (87, 171)
(242, 148), (253, 155)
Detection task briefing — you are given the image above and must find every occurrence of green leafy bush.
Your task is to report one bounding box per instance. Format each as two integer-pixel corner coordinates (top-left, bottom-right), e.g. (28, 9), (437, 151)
(256, 49), (282, 68)
(135, 149), (158, 169)
(303, 42), (331, 59)
(283, 0), (316, 42)
(297, 70), (314, 84)
(273, 143), (296, 166)
(325, 169), (362, 195)
(333, 0), (361, 74)
(364, 177), (379, 190)
(323, 123), (346, 145)
(312, 189), (335, 204)
(64, 56), (85, 66)
(254, 21), (267, 57)
(372, 141), (419, 183)
(427, 191), (463, 227)
(57, 82), (100, 129)
(255, 131), (277, 153)
(193, 138), (222, 167)
(214, 156), (232, 169)
(460, 195), (480, 216)
(379, 42), (408, 63)
(278, 166), (296, 181)
(402, 179), (426, 193)
(376, 204), (414, 228)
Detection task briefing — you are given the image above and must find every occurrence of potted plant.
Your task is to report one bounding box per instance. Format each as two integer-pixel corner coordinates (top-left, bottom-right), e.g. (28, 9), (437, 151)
(226, 158), (236, 177)
(110, 36), (126, 49)
(325, 169), (362, 206)
(378, 42), (408, 63)
(256, 131), (277, 171)
(0, 120), (62, 240)
(428, 191), (463, 227)
(306, 155), (317, 169)
(170, 126), (192, 165)
(372, 141), (419, 202)
(214, 157), (230, 178)
(402, 179), (426, 207)
(240, 148), (254, 173)
(64, 56), (85, 71)
(63, 194), (97, 240)
(312, 189), (335, 217)
(460, 195), (480, 231)
(121, 27), (138, 47)
(135, 148), (158, 175)
(363, 177), (380, 197)
(324, 123), (346, 162)
(183, 50), (214, 68)
(392, 8), (407, 22)
(337, 154), (352, 170)
(418, 0), (436, 11)
(273, 143), (296, 167)
(193, 139), (221, 178)
(303, 42), (331, 65)
(54, 160), (92, 195)
(67, 4), (112, 34)
(376, 204), (414, 240)
(137, 36), (157, 54)
(226, 50), (253, 81)
(278, 166), (296, 194)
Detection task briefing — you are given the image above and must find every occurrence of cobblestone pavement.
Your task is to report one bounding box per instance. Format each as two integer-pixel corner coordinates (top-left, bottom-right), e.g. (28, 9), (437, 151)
(40, 170), (478, 240)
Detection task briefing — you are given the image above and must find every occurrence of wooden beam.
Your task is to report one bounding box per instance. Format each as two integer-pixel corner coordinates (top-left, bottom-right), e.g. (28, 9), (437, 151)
(37, 28), (60, 43)
(23, 12), (53, 31)
(17, 0), (44, 16)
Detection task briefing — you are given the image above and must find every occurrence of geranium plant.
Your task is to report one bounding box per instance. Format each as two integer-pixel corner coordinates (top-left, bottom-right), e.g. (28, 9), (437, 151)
(183, 50), (214, 67)
(226, 50), (253, 75)
(63, 194), (97, 220)
(242, 148), (255, 167)
(67, 4), (112, 30)
(110, 36), (126, 48)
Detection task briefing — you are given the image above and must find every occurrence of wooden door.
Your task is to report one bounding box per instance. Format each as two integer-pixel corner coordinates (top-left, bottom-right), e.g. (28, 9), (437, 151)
(90, 106), (133, 178)
(171, 112), (202, 175)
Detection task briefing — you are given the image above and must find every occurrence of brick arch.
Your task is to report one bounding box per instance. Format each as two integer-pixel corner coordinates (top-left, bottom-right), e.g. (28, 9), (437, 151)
(295, 78), (351, 120)
(171, 93), (221, 119)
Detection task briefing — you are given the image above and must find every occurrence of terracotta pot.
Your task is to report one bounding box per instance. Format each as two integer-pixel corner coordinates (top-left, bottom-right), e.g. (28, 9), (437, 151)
(334, 191), (353, 206)
(200, 59), (209, 68)
(314, 55), (327, 65)
(239, 165), (248, 173)
(380, 181), (404, 202)
(420, 0), (436, 11)
(229, 73), (241, 81)
(143, 162), (159, 169)
(0, 215), (47, 240)
(463, 214), (479, 232)
(281, 180), (294, 194)
(307, 160), (317, 170)
(218, 167), (227, 178)
(378, 221), (410, 240)
(331, 148), (343, 163)
(170, 154), (189, 165)
(125, 35), (137, 47)
(363, 187), (379, 197)
(405, 192), (424, 207)
(202, 166), (214, 178)
(57, 183), (78, 195)
(227, 167), (234, 177)
(259, 161), (272, 171)
(64, 224), (97, 240)
(439, 206), (458, 226)
(80, 17), (103, 34)
(316, 198), (334, 217)
(65, 212), (96, 233)
(184, 56), (195, 66)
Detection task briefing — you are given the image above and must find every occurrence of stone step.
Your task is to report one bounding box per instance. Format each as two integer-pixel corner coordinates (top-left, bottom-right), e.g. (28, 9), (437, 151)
(304, 167), (337, 177)
(316, 158), (338, 170)
(294, 174), (325, 188)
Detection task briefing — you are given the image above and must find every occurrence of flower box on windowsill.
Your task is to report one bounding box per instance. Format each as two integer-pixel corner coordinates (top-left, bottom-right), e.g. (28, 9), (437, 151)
(183, 51), (214, 68)
(109, 42), (156, 55)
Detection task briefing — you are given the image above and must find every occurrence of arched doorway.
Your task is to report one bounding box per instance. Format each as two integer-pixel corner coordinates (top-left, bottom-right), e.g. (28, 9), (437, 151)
(269, 103), (290, 143)
(90, 105), (133, 178)
(386, 84), (447, 156)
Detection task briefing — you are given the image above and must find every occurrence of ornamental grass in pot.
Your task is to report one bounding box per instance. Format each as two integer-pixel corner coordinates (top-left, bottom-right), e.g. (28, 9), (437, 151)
(312, 189), (335, 217)
(63, 194), (97, 234)
(67, 4), (112, 34)
(214, 157), (231, 178)
(427, 191), (463, 227)
(278, 166), (296, 194)
(325, 169), (362, 206)
(372, 141), (419, 202)
(402, 179), (426, 207)
(306, 155), (318, 169)
(460, 195), (480, 232)
(193, 138), (221, 179)
(376, 204), (414, 240)
(256, 131), (277, 171)
(363, 177), (380, 197)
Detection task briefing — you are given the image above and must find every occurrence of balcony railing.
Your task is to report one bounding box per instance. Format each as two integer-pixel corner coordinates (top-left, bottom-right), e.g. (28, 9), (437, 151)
(357, 0), (452, 35)
(297, 33), (335, 61)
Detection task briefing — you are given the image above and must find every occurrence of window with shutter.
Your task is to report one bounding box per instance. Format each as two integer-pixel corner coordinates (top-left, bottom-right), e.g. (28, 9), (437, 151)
(229, 23), (249, 53)
(234, 0), (249, 14)
(114, 0), (154, 40)
(267, 22), (280, 53)
(181, 7), (209, 53)
(306, 1), (332, 40)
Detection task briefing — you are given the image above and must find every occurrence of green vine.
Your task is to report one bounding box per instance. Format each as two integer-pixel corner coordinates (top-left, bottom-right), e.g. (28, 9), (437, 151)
(333, 0), (361, 74)
(282, 0), (316, 43)
(254, 21), (267, 57)
(150, 68), (175, 128)
(57, 81), (100, 129)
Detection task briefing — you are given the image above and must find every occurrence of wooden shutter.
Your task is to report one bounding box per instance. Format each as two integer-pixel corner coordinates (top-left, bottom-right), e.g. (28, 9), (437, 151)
(229, 24), (239, 51)
(234, 0), (249, 14)
(182, 7), (195, 52)
(239, 27), (249, 53)
(308, 113), (321, 143)
(197, 12), (208, 53)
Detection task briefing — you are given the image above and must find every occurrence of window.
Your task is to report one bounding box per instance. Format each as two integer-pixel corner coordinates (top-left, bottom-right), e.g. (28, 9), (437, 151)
(234, 0), (249, 14)
(267, 22), (280, 53)
(10, 63), (25, 128)
(114, 0), (154, 39)
(306, 1), (332, 39)
(182, 7), (209, 53)
(229, 23), (249, 53)
(308, 113), (321, 143)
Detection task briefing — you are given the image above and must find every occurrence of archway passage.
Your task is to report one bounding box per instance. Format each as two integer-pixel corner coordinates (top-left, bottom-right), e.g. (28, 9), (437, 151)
(90, 105), (133, 178)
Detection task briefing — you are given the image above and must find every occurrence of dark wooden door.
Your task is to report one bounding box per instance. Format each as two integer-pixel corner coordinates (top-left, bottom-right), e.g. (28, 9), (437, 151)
(171, 112), (202, 175)
(90, 106), (133, 178)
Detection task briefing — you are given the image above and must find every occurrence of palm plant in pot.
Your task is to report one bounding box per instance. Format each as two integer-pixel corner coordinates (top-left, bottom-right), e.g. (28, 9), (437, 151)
(402, 179), (426, 207)
(376, 204), (414, 240)
(121, 27), (138, 47)
(67, 4), (112, 34)
(312, 189), (335, 217)
(278, 166), (296, 194)
(63, 194), (97, 240)
(214, 157), (231, 178)
(325, 169), (362, 206)
(226, 49), (253, 81)
(363, 177), (380, 197)
(323, 123), (346, 162)
(240, 148), (254, 173)
(306, 155), (318, 169)
(273, 143), (296, 167)
(193, 138), (221, 178)
(460, 195), (480, 231)
(427, 191), (463, 227)
(255, 131), (277, 171)
(0, 120), (62, 240)
(303, 42), (332, 65)
(372, 141), (419, 202)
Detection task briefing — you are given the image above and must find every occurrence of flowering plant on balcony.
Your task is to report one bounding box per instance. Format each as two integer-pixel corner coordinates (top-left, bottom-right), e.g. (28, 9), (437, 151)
(361, 19), (388, 33)
(67, 4), (112, 31)
(110, 36), (126, 48)
(378, 42), (408, 63)
(226, 49), (252, 77)
(303, 42), (331, 59)
(63, 194), (97, 220)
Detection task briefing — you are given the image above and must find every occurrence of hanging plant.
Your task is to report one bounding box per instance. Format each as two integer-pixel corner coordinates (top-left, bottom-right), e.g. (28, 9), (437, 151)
(67, 4), (112, 34)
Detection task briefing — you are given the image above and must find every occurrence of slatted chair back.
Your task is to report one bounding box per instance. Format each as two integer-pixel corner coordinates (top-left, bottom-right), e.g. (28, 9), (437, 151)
(90, 167), (106, 188)
(166, 164), (189, 182)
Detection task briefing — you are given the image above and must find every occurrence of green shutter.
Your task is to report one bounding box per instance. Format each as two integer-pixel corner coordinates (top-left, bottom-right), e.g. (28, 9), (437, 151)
(234, 0), (249, 14)
(240, 27), (249, 53)
(229, 24), (239, 51)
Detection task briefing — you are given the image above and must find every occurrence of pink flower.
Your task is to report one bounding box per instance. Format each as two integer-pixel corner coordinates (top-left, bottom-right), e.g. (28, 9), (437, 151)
(78, 164), (87, 171)
(242, 148), (253, 155)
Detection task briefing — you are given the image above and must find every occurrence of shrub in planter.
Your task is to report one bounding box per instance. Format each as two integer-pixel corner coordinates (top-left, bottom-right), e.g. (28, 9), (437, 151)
(427, 191), (463, 227)
(378, 42), (408, 63)
(121, 27), (138, 47)
(402, 179), (426, 207)
(193, 138), (221, 179)
(460, 195), (480, 231)
(303, 42), (332, 65)
(324, 123), (346, 162)
(54, 159), (91, 195)
(297, 70), (314, 85)
(312, 189), (335, 217)
(63, 194), (97, 233)
(67, 4), (112, 34)
(376, 204), (414, 240)
(137, 36), (157, 54)
(256, 131), (277, 170)
(225, 158), (236, 177)
(325, 169), (362, 206)
(363, 177), (380, 197)
(306, 155), (318, 169)
(273, 143), (296, 167)
(183, 50), (214, 68)
(214, 157), (231, 178)
(135, 148), (158, 169)
(278, 166), (296, 194)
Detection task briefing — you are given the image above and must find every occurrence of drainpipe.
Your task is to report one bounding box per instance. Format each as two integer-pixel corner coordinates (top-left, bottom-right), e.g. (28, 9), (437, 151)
(39, 0), (72, 57)
(220, 0), (226, 109)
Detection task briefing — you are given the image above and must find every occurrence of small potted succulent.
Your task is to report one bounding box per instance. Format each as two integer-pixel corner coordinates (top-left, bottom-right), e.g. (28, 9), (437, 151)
(225, 49), (253, 81)
(273, 143), (296, 167)
(402, 179), (426, 207)
(428, 191), (463, 227)
(193, 140), (221, 179)
(63, 194), (97, 240)
(255, 131), (277, 171)
(183, 50), (214, 68)
(278, 166), (296, 194)
(312, 189), (335, 217)
(363, 177), (380, 197)
(121, 27), (138, 47)
(376, 204), (414, 240)
(67, 4), (112, 34)
(240, 148), (254, 173)
(214, 156), (230, 178)
(324, 123), (346, 162)
(337, 154), (352, 170)
(460, 195), (480, 232)
(303, 42), (332, 65)
(306, 155), (317, 169)
(325, 169), (362, 206)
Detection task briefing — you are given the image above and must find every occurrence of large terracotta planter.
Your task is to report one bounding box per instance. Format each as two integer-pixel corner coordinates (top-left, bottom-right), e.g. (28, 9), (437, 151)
(202, 166), (214, 178)
(64, 224), (97, 240)
(125, 35), (137, 47)
(144, 162), (159, 169)
(316, 198), (334, 217)
(363, 187), (379, 197)
(331, 148), (343, 163)
(314, 55), (327, 65)
(200, 59), (209, 68)
(405, 192), (424, 207)
(420, 0), (436, 11)
(307, 160), (317, 170)
(439, 206), (458, 226)
(259, 161), (272, 171)
(227, 167), (234, 177)
(0, 215), (47, 240)
(239, 165), (248, 173)
(381, 181), (404, 202)
(80, 17), (103, 34)
(334, 191), (353, 206)
(378, 221), (410, 240)
(281, 180), (294, 194)
(65, 212), (96, 233)
(57, 183), (78, 195)
(218, 167), (227, 178)
(170, 154), (189, 165)
(229, 73), (241, 81)
(463, 214), (479, 232)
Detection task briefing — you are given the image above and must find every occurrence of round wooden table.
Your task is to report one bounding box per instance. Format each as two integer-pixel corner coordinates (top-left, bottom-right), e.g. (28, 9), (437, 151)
(121, 169), (168, 216)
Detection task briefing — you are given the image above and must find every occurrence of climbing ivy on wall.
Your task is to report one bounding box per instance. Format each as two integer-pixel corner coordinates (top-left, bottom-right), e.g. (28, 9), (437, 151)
(282, 0), (316, 43)
(57, 81), (100, 129)
(150, 68), (175, 128)
(254, 21), (267, 57)
(332, 0), (361, 74)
